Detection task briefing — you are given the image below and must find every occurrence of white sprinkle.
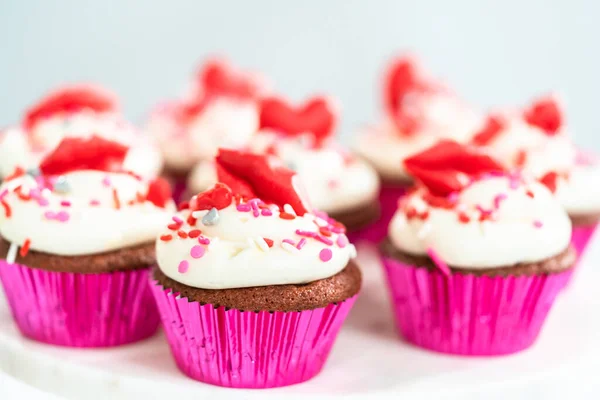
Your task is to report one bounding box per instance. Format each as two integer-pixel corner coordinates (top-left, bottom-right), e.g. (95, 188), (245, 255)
(254, 237), (270, 252)
(283, 204), (296, 216)
(191, 210), (205, 219)
(314, 217), (328, 228)
(281, 242), (299, 253)
(6, 243), (18, 264)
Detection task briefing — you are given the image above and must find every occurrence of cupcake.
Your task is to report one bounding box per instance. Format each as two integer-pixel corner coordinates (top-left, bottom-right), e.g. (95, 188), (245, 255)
(151, 148), (360, 388)
(0, 84), (163, 180)
(146, 58), (267, 201)
(187, 95), (381, 237)
(354, 55), (482, 242)
(472, 95), (600, 274)
(380, 140), (575, 355)
(0, 136), (173, 347)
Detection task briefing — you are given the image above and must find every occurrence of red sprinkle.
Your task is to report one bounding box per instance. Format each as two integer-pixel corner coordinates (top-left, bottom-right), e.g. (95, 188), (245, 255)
(405, 207), (418, 219)
(167, 223), (180, 231)
(177, 230), (188, 239)
(419, 210), (430, 220)
(178, 201), (190, 211)
(188, 229), (202, 238)
(263, 238), (274, 248)
(423, 193), (456, 209)
(526, 190), (535, 199)
(540, 171), (559, 193)
(187, 214), (197, 226)
(319, 228), (332, 237)
(458, 212), (470, 223)
(1, 200), (12, 217)
(112, 188), (121, 209)
(136, 192), (146, 203)
(19, 238), (31, 257)
(279, 212), (296, 220)
(15, 186), (31, 201)
(514, 150), (528, 168)
(160, 234), (173, 242)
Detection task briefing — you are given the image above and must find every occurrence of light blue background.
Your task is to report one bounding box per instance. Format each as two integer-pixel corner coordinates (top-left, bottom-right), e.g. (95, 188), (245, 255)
(1, 0), (597, 148)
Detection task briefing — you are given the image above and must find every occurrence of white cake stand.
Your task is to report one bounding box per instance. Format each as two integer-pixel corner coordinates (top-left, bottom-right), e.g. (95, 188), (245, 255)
(1, 241), (600, 400)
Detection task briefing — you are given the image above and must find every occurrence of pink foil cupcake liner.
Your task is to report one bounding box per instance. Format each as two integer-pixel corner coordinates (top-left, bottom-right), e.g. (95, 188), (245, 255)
(563, 223), (598, 287)
(381, 256), (572, 355)
(0, 261), (159, 347)
(151, 280), (357, 388)
(347, 186), (407, 244)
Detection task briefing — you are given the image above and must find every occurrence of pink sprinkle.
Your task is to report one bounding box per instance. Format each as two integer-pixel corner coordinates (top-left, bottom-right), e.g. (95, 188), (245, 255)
(336, 234), (348, 248)
(329, 225), (345, 234)
(295, 229), (317, 238)
(198, 237), (210, 245)
(476, 205), (492, 216)
(172, 216), (183, 224)
(0, 189), (8, 200)
(37, 198), (49, 207)
(319, 248), (333, 262)
(448, 192), (459, 203)
(178, 260), (189, 273)
(60, 200), (71, 207)
(426, 248), (451, 277)
(296, 238), (307, 250)
(236, 204), (251, 212)
(249, 200), (260, 218)
(509, 179), (520, 190)
(102, 176), (112, 187)
(316, 235), (334, 246)
(493, 193), (507, 209)
(261, 209), (273, 216)
(533, 220), (543, 228)
(44, 211), (56, 220)
(282, 239), (296, 246)
(56, 211), (70, 222)
(90, 199), (101, 206)
(190, 245), (206, 259)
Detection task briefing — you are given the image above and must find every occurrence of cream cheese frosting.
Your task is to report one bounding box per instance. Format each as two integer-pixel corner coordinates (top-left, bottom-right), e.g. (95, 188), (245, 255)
(389, 175), (572, 268)
(187, 132), (380, 213)
(156, 195), (356, 289)
(0, 170), (172, 256)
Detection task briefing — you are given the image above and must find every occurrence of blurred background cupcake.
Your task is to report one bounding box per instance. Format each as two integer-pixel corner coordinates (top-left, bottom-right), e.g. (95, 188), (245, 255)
(145, 58), (268, 201)
(0, 84), (163, 180)
(354, 55), (483, 242)
(472, 95), (600, 280)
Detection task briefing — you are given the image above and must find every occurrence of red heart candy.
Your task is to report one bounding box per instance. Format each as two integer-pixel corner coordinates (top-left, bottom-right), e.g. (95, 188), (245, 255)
(191, 183), (234, 211)
(523, 96), (562, 135)
(39, 135), (129, 176)
(200, 58), (263, 99)
(24, 84), (119, 131)
(404, 140), (506, 196)
(215, 162), (256, 199)
(539, 171), (559, 193)
(259, 96), (337, 148)
(216, 148), (310, 215)
(470, 115), (507, 146)
(146, 177), (172, 208)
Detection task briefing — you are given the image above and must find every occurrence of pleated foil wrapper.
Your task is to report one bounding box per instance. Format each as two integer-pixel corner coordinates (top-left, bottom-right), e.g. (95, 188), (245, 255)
(151, 280), (357, 388)
(0, 261), (159, 347)
(564, 223), (598, 287)
(381, 256), (572, 356)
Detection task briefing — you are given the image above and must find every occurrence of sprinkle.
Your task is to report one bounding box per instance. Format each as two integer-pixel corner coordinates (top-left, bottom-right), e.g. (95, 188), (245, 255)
(533, 220), (544, 229)
(458, 212), (470, 223)
(136, 192), (147, 203)
(44, 211), (56, 220)
(526, 190), (535, 199)
(0, 188), (7, 200)
(53, 176), (70, 193)
(60, 200), (71, 207)
(249, 200), (260, 218)
(282, 239), (296, 246)
(296, 238), (307, 250)
(261, 208), (273, 216)
(283, 204), (296, 216)
(188, 229), (202, 238)
(279, 212), (295, 220)
(493, 193), (507, 209)
(1, 200), (11, 217)
(167, 223), (180, 230)
(26, 167), (40, 177)
(177, 230), (188, 239)
(319, 228), (332, 237)
(178, 260), (189, 274)
(191, 210), (203, 219)
(255, 237), (270, 252)
(112, 189), (121, 209)
(172, 216), (184, 224)
(336, 234), (348, 248)
(19, 239), (31, 257)
(190, 245), (206, 259)
(102, 175), (112, 187)
(316, 235), (334, 246)
(281, 242), (299, 253)
(509, 179), (520, 190)
(202, 208), (220, 225)
(160, 234), (173, 241)
(90, 199), (101, 206)
(187, 214), (197, 226)
(198, 237), (210, 245)
(6, 243), (18, 264)
(56, 210), (69, 222)
(319, 248), (333, 262)
(236, 204), (251, 212)
(263, 238), (274, 248)
(427, 248), (451, 277)
(15, 186), (31, 201)
(178, 201), (189, 211)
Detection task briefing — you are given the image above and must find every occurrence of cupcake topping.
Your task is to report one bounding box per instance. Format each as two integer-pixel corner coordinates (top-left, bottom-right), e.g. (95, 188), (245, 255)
(156, 150), (356, 290)
(389, 141), (572, 268)
(0, 137), (172, 256)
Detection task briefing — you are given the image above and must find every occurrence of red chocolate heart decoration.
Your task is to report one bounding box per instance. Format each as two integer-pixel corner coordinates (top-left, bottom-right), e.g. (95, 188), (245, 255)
(200, 58), (263, 99)
(216, 148), (310, 215)
(404, 140), (506, 196)
(470, 114), (507, 146)
(146, 177), (172, 208)
(523, 96), (562, 135)
(259, 96), (337, 147)
(24, 84), (119, 131)
(39, 135), (129, 176)
(190, 183), (234, 211)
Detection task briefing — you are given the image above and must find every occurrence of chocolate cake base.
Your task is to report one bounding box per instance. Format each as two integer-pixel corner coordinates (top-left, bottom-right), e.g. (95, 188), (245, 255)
(0, 237), (156, 274)
(329, 200), (381, 232)
(153, 261), (362, 312)
(380, 238), (576, 277)
(570, 213), (600, 227)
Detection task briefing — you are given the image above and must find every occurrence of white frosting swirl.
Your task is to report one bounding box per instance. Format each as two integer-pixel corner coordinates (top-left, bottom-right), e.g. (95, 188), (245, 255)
(187, 132), (380, 213)
(355, 94), (482, 180)
(480, 114), (600, 216)
(0, 111), (163, 179)
(156, 201), (356, 289)
(389, 176), (572, 268)
(0, 170), (172, 256)
(147, 98), (259, 172)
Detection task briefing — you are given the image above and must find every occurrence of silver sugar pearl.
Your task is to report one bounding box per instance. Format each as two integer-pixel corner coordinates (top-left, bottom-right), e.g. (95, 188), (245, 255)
(26, 167), (41, 177)
(53, 176), (71, 194)
(202, 207), (220, 226)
